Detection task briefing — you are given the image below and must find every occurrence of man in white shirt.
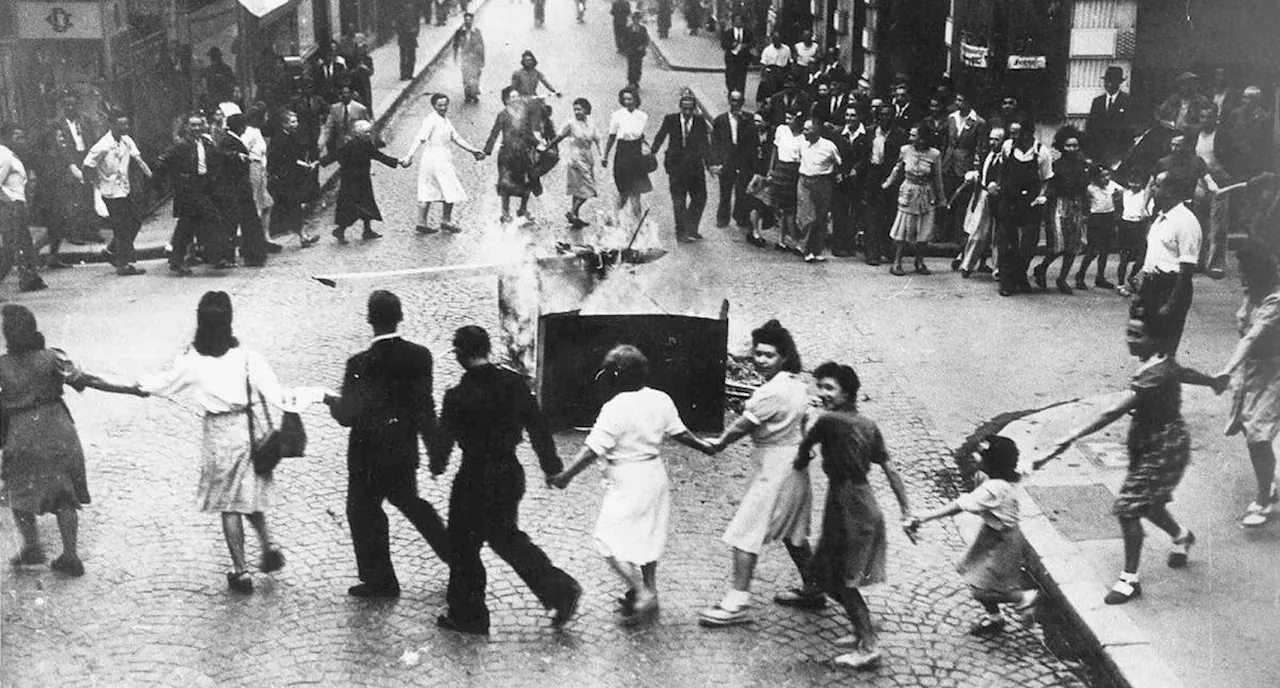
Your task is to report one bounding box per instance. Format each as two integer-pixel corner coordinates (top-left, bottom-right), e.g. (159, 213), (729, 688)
(0, 124), (47, 291)
(83, 113), (153, 276)
(756, 32), (792, 105)
(1138, 171), (1202, 355)
(797, 118), (842, 262)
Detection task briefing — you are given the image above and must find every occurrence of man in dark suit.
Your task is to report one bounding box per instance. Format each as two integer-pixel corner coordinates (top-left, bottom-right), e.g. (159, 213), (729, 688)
(153, 114), (230, 275)
(761, 73), (814, 130)
(50, 91), (101, 245)
(1086, 66), (1133, 167)
(309, 40), (348, 104)
(611, 0), (632, 54)
(709, 90), (758, 230)
(864, 101), (908, 265)
(217, 114), (269, 267)
(396, 0), (420, 80)
(720, 14), (754, 96)
(324, 290), (451, 598)
(652, 94), (713, 243)
(428, 325), (582, 635)
(891, 85), (921, 130)
(826, 105), (871, 257)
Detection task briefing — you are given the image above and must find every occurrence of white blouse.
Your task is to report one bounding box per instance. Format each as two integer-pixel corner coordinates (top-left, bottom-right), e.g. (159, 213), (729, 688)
(242, 126), (267, 164)
(773, 125), (804, 163)
(140, 347), (287, 414)
(609, 108), (648, 141)
(585, 387), (687, 464)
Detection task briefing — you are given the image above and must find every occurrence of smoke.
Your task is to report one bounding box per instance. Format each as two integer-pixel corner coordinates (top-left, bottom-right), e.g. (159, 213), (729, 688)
(578, 253), (724, 318)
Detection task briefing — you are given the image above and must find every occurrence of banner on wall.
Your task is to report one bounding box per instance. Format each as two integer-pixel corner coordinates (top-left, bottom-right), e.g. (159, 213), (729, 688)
(1007, 55), (1047, 70)
(960, 42), (989, 68)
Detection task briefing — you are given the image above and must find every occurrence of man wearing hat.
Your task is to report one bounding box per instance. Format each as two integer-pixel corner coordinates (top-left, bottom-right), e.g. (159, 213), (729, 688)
(1086, 66), (1133, 167)
(1156, 72), (1210, 132)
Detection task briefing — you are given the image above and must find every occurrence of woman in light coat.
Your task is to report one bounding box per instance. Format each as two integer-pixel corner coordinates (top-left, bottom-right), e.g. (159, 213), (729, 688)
(403, 93), (485, 234)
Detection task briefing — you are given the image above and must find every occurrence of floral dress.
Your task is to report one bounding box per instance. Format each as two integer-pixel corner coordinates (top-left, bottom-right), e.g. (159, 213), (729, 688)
(0, 349), (90, 514)
(1226, 293), (1280, 443)
(887, 145), (944, 243)
(1048, 155), (1089, 254)
(1115, 356), (1191, 517)
(561, 117), (600, 200)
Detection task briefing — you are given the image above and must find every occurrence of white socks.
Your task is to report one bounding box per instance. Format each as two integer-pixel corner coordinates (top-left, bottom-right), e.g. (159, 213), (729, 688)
(721, 590), (751, 611)
(1118, 571), (1139, 584)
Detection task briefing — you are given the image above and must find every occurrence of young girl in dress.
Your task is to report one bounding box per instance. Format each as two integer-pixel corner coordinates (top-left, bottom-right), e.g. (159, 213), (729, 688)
(795, 362), (913, 670)
(905, 435), (1038, 636)
(551, 345), (715, 623)
(1039, 306), (1225, 604)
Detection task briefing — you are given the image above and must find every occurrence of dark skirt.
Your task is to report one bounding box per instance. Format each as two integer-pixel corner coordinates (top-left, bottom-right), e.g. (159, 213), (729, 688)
(335, 176), (383, 227)
(0, 401), (89, 514)
(1115, 418), (1191, 517)
(760, 160), (800, 210)
(497, 146), (536, 197)
(956, 523), (1028, 594)
(811, 481), (887, 593)
(613, 139), (653, 195)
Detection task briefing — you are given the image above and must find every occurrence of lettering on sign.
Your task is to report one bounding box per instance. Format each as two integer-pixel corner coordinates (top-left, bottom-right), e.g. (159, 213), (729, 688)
(960, 42), (989, 69)
(1006, 55), (1048, 70)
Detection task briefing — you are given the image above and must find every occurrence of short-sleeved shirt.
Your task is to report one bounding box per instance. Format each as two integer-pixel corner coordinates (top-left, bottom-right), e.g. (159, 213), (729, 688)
(793, 42), (819, 67)
(773, 125), (804, 163)
(0, 144), (27, 203)
(799, 136), (842, 176)
(743, 372), (809, 447)
(1121, 187), (1151, 222)
(957, 478), (1020, 531)
(804, 409), (887, 485)
(1088, 180), (1123, 214)
(585, 387), (687, 463)
(609, 108), (648, 141)
(83, 132), (143, 199)
(0, 348), (84, 410)
(1142, 202), (1202, 274)
(759, 44), (792, 67)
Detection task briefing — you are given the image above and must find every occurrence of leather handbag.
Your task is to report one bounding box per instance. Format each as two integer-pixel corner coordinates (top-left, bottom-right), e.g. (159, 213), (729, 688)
(244, 363), (306, 476)
(639, 137), (659, 174)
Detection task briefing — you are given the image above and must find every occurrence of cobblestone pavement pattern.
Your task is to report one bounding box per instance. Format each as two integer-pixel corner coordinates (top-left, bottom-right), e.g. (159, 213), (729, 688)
(2, 1), (1093, 685)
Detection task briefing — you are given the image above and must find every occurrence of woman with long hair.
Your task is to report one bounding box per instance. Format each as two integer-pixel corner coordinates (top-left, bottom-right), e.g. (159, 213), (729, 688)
(243, 103), (273, 230)
(403, 93), (486, 235)
(139, 292), (301, 593)
(1, 305), (146, 576)
(602, 87), (652, 224)
(545, 97), (603, 229)
(1033, 127), (1089, 293)
(699, 320), (819, 626)
(1217, 242), (1280, 526)
(883, 124), (945, 276)
(551, 345), (714, 624)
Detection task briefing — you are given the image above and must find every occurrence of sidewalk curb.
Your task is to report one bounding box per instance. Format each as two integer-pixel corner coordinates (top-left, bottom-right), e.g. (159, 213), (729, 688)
(55, 2), (491, 267)
(994, 396), (1186, 688)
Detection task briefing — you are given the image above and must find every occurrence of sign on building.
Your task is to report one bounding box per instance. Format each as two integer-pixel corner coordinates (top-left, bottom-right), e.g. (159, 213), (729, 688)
(960, 41), (989, 68)
(16, 1), (105, 40)
(1007, 55), (1048, 70)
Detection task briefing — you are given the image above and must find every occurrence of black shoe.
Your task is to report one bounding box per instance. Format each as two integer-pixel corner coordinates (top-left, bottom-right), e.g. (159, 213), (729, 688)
(261, 545), (286, 573)
(266, 242), (284, 254)
(18, 277), (48, 292)
(951, 258), (962, 271)
(46, 258), (71, 269)
(436, 613), (490, 635)
(169, 264), (194, 277)
(50, 554), (85, 577)
(10, 546), (46, 567)
(348, 583), (401, 599)
(332, 228), (348, 245)
(1074, 278), (1088, 291)
(1056, 278), (1073, 294)
(977, 264), (994, 274)
(116, 264), (146, 276)
(1033, 267), (1048, 291)
(551, 580), (584, 628)
(213, 260), (237, 270)
(999, 288), (1014, 297)
(1095, 278), (1116, 290)
(362, 229), (383, 240)
(227, 571), (253, 594)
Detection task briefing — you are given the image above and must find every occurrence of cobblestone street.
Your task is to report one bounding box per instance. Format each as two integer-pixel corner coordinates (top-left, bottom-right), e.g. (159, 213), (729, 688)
(0, 1), (1128, 685)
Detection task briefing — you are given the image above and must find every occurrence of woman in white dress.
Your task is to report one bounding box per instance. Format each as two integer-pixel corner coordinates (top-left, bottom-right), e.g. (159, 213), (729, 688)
(139, 291), (322, 594)
(699, 319), (819, 627)
(551, 345), (714, 624)
(402, 93), (485, 234)
(244, 104), (273, 227)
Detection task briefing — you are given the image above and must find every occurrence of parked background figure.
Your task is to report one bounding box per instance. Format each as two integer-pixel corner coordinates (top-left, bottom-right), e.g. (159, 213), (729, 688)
(2, 304), (146, 577)
(883, 124), (944, 276)
(957, 126), (1004, 277)
(242, 105), (274, 235)
(764, 109), (804, 253)
(139, 291), (299, 594)
(1136, 170), (1201, 356)
(204, 48), (237, 113)
(827, 104), (870, 258)
(1216, 241), (1280, 527)
(1086, 66), (1132, 168)
(862, 100), (906, 266)
(324, 290), (450, 598)
(545, 97), (602, 229)
(622, 13), (650, 90)
(267, 110), (321, 249)
(996, 118), (1053, 296)
(403, 93), (485, 235)
(48, 92), (99, 246)
(34, 126), (81, 268)
(0, 124), (47, 292)
(511, 50), (560, 98)
(454, 13), (486, 103)
(796, 116), (842, 263)
(317, 84), (372, 159)
(1075, 164), (1124, 290)
(602, 87), (652, 225)
(320, 119), (401, 244)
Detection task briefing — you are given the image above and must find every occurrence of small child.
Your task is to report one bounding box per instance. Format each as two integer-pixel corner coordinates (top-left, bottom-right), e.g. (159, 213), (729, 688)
(905, 435), (1038, 636)
(1114, 175), (1152, 297)
(1076, 165), (1124, 290)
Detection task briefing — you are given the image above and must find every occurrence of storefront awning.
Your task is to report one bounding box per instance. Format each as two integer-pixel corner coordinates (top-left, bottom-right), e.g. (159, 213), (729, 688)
(238, 0), (291, 18)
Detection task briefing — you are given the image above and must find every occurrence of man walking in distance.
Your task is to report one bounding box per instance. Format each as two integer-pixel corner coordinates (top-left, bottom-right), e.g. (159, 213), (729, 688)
(82, 112), (153, 276)
(317, 84), (371, 158)
(216, 114), (269, 267)
(622, 12), (650, 90)
(154, 113), (232, 274)
(720, 15), (753, 96)
(453, 12), (485, 104)
(611, 0), (632, 54)
(710, 90), (758, 232)
(652, 94), (712, 243)
(324, 291), (451, 599)
(396, 0), (420, 81)
(428, 326), (582, 635)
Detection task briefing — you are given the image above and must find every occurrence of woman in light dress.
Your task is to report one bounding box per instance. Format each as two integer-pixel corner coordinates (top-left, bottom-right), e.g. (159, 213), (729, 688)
(402, 93), (485, 234)
(546, 97), (602, 229)
(699, 320), (820, 627)
(243, 104), (273, 228)
(551, 345), (714, 624)
(883, 124), (945, 276)
(139, 291), (322, 594)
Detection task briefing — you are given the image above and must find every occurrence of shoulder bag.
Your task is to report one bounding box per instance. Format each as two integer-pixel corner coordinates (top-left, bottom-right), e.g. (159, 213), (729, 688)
(245, 361), (307, 476)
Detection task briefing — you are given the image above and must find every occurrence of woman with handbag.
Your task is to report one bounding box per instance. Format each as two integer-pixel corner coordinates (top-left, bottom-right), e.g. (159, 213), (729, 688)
(1, 305), (147, 578)
(139, 291), (309, 594)
(602, 87), (653, 225)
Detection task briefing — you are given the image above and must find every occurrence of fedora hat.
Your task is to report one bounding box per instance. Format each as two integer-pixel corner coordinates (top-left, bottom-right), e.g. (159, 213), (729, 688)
(1103, 66), (1125, 82)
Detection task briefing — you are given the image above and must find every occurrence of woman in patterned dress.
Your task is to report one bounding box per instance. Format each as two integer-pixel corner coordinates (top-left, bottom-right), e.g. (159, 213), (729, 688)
(699, 320), (820, 627)
(1216, 242), (1280, 526)
(1, 305), (146, 577)
(139, 292), (301, 594)
(1033, 127), (1089, 294)
(1042, 306), (1225, 605)
(403, 93), (486, 234)
(546, 98), (602, 229)
(883, 124), (944, 276)
(796, 362), (913, 670)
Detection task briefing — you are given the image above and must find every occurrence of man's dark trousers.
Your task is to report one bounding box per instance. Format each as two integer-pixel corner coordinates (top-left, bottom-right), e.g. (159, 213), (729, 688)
(103, 197), (141, 268)
(998, 201), (1041, 293)
(671, 168), (707, 238)
(168, 179), (227, 269)
(863, 165), (894, 262)
(446, 459), (578, 628)
(725, 57), (748, 95)
(830, 177), (863, 255)
(716, 164), (749, 227)
(348, 463), (450, 588)
(399, 39), (417, 80)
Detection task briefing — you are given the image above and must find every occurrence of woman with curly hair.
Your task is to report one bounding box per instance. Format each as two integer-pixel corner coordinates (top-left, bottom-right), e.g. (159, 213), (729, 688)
(1033, 126), (1090, 293)
(699, 320), (819, 627)
(603, 87), (653, 224)
(2, 305), (146, 576)
(882, 124), (945, 276)
(545, 97), (603, 229)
